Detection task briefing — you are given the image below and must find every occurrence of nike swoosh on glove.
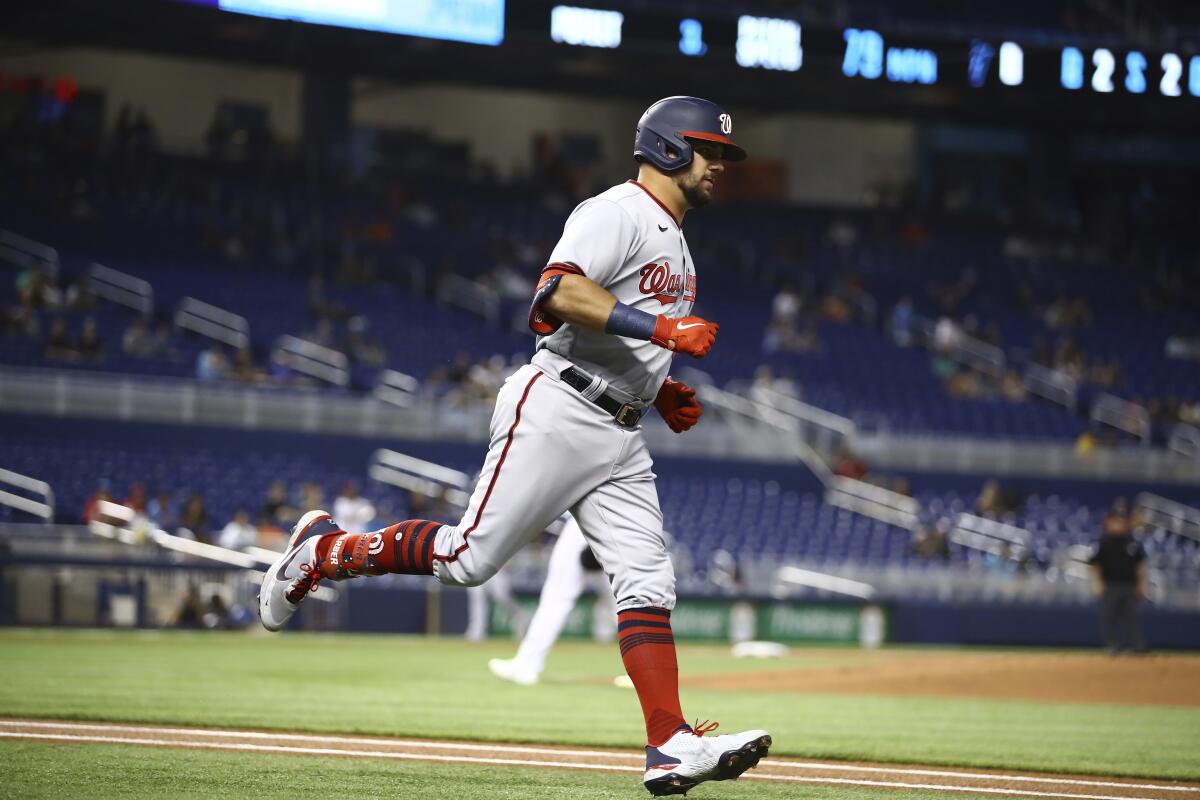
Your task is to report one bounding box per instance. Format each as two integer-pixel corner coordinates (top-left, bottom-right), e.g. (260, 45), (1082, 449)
(654, 377), (703, 433)
(651, 315), (719, 358)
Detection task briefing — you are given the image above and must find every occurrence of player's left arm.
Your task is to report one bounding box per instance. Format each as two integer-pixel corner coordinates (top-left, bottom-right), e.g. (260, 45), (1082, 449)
(539, 273), (619, 330)
(536, 273), (718, 357)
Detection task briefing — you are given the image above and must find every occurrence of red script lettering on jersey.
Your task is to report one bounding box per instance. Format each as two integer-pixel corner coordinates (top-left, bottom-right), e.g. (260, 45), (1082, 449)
(639, 262), (696, 305)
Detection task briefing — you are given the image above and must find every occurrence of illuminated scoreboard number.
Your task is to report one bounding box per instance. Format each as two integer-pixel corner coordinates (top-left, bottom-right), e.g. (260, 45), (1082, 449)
(736, 16), (803, 72)
(843, 29), (937, 85)
(1062, 46), (1200, 97)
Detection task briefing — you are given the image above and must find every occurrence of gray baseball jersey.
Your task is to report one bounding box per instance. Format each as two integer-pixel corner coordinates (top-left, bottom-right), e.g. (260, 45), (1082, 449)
(533, 180), (697, 401)
(431, 179), (692, 612)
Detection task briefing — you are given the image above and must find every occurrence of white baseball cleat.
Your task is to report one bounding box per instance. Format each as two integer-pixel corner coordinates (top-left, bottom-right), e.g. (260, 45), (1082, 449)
(642, 724), (772, 796)
(258, 510), (343, 632)
(487, 658), (540, 686)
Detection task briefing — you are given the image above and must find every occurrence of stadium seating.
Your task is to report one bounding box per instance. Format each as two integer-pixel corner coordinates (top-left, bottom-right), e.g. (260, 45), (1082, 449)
(4, 143), (1198, 441)
(2, 417), (1195, 585)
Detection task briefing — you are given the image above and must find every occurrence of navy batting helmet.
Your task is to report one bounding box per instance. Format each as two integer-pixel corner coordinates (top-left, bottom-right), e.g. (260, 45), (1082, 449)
(633, 96), (746, 172)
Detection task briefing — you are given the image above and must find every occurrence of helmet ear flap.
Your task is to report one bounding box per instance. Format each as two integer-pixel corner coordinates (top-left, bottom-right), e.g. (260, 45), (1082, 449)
(635, 126), (692, 172)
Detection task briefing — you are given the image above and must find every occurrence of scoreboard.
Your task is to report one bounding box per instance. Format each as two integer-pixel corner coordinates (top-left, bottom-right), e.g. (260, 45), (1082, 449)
(539, 4), (1200, 102)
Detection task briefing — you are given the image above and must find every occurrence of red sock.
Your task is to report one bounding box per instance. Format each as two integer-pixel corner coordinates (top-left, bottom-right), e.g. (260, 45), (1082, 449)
(315, 520), (440, 577)
(618, 607), (686, 746)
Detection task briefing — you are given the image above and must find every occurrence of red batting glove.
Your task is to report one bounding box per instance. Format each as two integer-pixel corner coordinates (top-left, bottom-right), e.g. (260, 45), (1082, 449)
(651, 315), (719, 358)
(654, 378), (703, 433)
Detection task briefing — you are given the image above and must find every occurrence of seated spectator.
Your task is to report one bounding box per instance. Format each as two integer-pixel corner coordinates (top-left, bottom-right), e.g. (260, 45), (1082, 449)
(1, 296), (40, 338)
(82, 481), (114, 524)
(889, 296), (915, 347)
(909, 519), (950, 560)
(218, 509), (258, 551)
(1001, 371), (1027, 402)
(231, 346), (266, 384)
(150, 319), (178, 359)
(977, 479), (1024, 516)
(984, 543), (1019, 576)
(256, 513), (287, 550)
(44, 317), (77, 360)
(333, 482), (376, 533)
(77, 317), (104, 361)
(261, 481), (297, 527)
(173, 583), (205, 629)
(204, 592), (231, 629)
(122, 316), (155, 357)
(834, 448), (869, 480)
(147, 489), (176, 530)
(299, 483), (324, 516)
(196, 344), (230, 381)
(125, 483), (148, 515)
(177, 493), (211, 543)
(345, 316), (386, 367)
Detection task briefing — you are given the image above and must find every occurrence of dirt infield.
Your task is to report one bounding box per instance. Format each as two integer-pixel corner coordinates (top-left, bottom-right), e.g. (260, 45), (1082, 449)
(3, 719), (1199, 800)
(683, 651), (1200, 707)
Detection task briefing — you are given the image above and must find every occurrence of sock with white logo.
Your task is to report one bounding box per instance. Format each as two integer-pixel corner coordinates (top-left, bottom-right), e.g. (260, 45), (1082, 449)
(314, 520), (440, 578)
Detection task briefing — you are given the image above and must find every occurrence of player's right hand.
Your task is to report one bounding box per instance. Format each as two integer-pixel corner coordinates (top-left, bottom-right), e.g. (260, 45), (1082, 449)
(651, 315), (719, 358)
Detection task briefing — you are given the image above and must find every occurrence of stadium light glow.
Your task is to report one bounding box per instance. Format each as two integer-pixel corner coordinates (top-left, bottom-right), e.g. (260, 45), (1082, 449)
(216, 0), (505, 45)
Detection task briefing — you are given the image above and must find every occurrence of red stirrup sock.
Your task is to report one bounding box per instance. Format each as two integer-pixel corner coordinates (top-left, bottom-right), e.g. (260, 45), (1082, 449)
(313, 520), (441, 578)
(618, 607), (688, 746)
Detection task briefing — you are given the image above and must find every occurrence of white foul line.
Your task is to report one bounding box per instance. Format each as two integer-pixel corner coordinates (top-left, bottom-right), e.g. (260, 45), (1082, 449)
(0, 720), (1192, 794)
(0, 728), (1191, 800)
(762, 761), (1200, 793)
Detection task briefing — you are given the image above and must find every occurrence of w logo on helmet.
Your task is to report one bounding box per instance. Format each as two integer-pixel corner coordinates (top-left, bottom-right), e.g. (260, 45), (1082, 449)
(719, 113), (732, 135)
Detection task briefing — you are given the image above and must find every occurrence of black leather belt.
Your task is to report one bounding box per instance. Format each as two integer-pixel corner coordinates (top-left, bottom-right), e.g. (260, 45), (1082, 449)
(559, 367), (643, 428)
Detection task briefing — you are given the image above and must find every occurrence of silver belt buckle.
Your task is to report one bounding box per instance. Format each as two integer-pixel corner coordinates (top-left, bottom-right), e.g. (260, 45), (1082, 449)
(614, 403), (640, 427)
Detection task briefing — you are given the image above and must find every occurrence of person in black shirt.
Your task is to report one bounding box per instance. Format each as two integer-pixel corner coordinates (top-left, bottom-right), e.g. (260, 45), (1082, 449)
(1088, 499), (1147, 654)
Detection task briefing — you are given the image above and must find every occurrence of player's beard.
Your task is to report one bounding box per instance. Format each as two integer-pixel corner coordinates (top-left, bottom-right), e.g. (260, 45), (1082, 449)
(679, 173), (715, 208)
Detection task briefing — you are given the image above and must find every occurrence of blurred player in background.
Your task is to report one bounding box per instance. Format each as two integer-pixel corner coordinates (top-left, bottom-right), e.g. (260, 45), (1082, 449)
(488, 515), (616, 685)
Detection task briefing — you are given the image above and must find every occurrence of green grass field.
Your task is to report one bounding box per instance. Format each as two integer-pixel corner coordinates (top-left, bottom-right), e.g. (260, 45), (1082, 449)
(3, 741), (1025, 800)
(2, 629), (1199, 799)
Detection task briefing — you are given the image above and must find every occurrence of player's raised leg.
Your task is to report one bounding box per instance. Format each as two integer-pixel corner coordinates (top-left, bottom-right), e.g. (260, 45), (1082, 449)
(260, 366), (622, 630)
(571, 435), (771, 796)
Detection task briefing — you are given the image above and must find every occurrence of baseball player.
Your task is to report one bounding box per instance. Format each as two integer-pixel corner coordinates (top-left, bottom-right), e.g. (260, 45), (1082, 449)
(260, 96), (771, 796)
(487, 514), (617, 685)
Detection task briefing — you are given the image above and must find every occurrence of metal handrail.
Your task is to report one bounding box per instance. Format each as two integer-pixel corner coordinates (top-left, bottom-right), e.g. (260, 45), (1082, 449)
(1091, 393), (1151, 442)
(1022, 363), (1078, 411)
(175, 297), (250, 350)
(825, 477), (919, 530)
(88, 263), (154, 314)
(271, 336), (349, 387)
(1136, 492), (1200, 542)
(1167, 423), (1200, 459)
(747, 385), (856, 438)
(0, 229), (59, 279)
(368, 449), (472, 507)
(88, 500), (338, 601)
(375, 369), (422, 408)
(436, 275), (499, 326)
(955, 513), (1032, 551)
(0, 467), (54, 521)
